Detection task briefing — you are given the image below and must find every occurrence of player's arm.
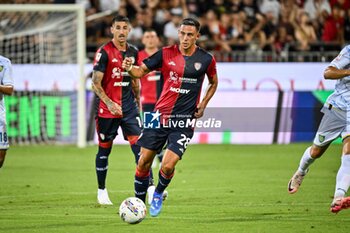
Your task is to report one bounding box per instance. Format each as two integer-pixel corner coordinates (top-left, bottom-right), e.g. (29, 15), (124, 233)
(131, 78), (141, 111)
(194, 74), (218, 118)
(122, 58), (150, 79)
(324, 66), (350, 80)
(0, 60), (14, 95)
(92, 70), (122, 115)
(0, 85), (14, 95)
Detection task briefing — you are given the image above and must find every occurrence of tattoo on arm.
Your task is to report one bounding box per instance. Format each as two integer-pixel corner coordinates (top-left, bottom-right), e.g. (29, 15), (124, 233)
(92, 71), (112, 105)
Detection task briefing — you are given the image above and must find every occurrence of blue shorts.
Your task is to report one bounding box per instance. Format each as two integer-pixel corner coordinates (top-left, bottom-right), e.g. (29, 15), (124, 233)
(137, 127), (194, 159)
(96, 110), (141, 143)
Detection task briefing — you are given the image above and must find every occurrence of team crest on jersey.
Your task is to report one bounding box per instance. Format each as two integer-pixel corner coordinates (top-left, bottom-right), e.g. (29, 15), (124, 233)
(194, 62), (202, 71)
(319, 134), (325, 143)
(0, 66), (3, 72)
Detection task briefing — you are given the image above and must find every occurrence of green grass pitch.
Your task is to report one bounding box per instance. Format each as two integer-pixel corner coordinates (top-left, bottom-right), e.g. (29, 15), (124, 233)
(1, 143), (350, 233)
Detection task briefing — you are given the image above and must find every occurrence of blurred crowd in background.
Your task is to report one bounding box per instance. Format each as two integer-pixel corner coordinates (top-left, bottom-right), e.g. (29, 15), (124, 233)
(2, 0), (350, 62)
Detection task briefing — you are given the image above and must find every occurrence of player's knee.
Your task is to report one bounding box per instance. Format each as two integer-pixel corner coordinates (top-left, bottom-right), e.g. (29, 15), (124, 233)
(160, 163), (174, 176)
(343, 147), (350, 155)
(136, 162), (151, 172)
(137, 159), (151, 171)
(342, 138), (350, 155)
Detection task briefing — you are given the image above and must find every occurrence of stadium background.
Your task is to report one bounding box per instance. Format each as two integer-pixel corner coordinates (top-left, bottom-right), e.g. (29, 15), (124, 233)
(1, 1), (350, 233)
(2, 0), (349, 146)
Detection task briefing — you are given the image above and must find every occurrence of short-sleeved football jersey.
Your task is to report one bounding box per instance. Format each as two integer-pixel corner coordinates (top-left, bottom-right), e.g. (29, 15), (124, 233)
(93, 41), (138, 118)
(326, 45), (350, 110)
(0, 56), (14, 119)
(0, 55), (14, 149)
(143, 44), (217, 123)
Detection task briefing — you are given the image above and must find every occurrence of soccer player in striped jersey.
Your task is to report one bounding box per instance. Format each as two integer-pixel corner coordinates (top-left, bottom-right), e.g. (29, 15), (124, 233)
(288, 45), (350, 213)
(0, 55), (14, 169)
(92, 15), (142, 205)
(123, 18), (218, 216)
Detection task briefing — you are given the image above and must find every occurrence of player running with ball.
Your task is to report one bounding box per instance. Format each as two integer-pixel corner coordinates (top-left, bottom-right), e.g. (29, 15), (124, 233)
(123, 18), (218, 217)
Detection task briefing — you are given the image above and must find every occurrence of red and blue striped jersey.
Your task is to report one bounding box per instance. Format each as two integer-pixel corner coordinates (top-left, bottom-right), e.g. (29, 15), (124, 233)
(93, 41), (138, 118)
(143, 44), (217, 122)
(138, 50), (162, 106)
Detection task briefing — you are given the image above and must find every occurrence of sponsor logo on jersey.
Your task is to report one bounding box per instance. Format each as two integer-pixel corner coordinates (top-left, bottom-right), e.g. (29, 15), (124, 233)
(114, 82), (130, 86)
(112, 58), (118, 63)
(170, 87), (190, 94)
(168, 61), (176, 66)
(169, 71), (179, 83)
(180, 77), (197, 84)
(112, 67), (122, 78)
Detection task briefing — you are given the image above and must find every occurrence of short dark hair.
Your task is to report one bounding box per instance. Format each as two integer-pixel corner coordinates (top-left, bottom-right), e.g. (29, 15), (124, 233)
(112, 15), (130, 24)
(181, 18), (201, 32)
(144, 28), (157, 34)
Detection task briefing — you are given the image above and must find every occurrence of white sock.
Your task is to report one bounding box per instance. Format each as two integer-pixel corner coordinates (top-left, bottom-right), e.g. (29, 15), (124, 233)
(334, 155), (350, 198)
(297, 147), (315, 175)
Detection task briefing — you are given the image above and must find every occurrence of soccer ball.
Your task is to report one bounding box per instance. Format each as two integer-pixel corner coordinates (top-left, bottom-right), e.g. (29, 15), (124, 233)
(119, 197), (147, 224)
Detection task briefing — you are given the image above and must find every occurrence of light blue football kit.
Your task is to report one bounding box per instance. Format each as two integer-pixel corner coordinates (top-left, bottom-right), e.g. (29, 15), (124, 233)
(314, 45), (350, 146)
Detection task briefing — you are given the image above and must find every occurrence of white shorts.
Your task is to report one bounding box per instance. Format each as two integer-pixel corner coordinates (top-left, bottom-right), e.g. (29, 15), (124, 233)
(0, 118), (9, 149)
(313, 105), (350, 146)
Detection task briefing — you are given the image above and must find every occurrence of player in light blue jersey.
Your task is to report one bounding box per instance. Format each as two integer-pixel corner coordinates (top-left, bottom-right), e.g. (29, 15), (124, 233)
(0, 55), (14, 169)
(288, 45), (350, 213)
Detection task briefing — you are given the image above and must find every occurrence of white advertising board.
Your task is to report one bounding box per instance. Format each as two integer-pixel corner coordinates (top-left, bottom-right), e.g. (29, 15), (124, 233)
(12, 63), (335, 91)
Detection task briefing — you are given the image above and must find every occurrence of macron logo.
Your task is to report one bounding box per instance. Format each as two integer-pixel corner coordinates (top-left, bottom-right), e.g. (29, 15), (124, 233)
(170, 86), (190, 94)
(168, 61), (176, 66)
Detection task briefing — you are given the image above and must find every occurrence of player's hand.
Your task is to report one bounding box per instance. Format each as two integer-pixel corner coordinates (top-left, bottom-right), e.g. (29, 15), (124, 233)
(194, 103), (205, 118)
(107, 101), (122, 116)
(122, 57), (133, 71)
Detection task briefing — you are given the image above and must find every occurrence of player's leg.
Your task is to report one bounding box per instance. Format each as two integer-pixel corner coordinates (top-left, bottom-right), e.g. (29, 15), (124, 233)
(126, 134), (155, 190)
(288, 144), (329, 194)
(0, 120), (10, 169)
(149, 149), (179, 216)
(95, 118), (119, 205)
(135, 147), (157, 203)
(288, 107), (343, 194)
(150, 128), (193, 217)
(0, 150), (7, 168)
(331, 136), (350, 213)
(135, 127), (166, 204)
